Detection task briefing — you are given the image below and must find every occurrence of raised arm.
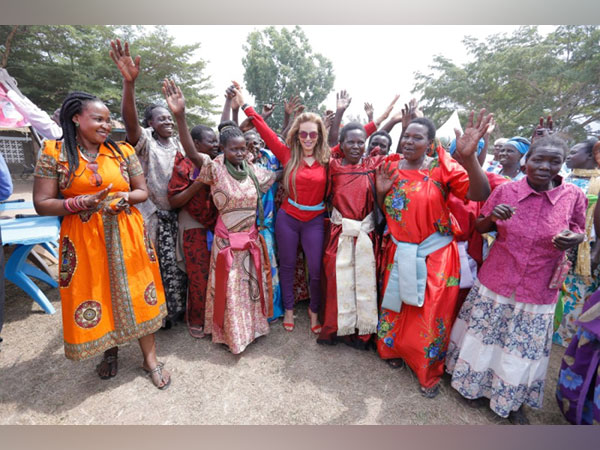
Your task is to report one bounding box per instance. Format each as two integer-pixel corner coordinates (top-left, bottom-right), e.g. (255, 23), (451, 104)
(328, 90), (352, 147)
(163, 79), (206, 169)
(110, 39), (143, 146)
(236, 88), (291, 164)
(454, 109), (493, 202)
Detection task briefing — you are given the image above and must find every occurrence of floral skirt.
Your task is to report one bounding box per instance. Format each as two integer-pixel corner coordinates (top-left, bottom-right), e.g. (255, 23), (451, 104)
(445, 281), (555, 418)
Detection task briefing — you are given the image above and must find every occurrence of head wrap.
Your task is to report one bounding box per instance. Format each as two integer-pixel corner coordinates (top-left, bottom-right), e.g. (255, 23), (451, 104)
(505, 137), (531, 155)
(448, 138), (485, 156)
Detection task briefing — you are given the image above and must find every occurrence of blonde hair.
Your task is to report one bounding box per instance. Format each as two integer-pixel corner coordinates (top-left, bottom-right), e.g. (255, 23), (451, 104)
(284, 112), (330, 200)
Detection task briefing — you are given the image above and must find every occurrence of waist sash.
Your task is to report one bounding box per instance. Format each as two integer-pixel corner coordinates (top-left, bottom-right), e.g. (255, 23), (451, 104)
(381, 232), (453, 313)
(330, 208), (378, 336)
(213, 217), (267, 329)
(287, 197), (325, 211)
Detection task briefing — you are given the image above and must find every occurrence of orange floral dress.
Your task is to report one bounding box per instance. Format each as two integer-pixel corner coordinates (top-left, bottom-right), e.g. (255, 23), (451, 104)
(34, 140), (166, 361)
(376, 149), (469, 388)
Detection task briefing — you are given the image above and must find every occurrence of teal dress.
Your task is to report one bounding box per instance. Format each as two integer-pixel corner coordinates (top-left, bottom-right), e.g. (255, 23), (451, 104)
(256, 148), (283, 321)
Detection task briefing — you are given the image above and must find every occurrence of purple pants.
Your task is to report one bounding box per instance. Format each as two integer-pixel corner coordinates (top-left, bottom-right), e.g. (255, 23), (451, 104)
(275, 209), (324, 313)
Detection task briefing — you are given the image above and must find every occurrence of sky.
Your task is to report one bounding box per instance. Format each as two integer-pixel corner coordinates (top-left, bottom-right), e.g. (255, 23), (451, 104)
(163, 25), (557, 143)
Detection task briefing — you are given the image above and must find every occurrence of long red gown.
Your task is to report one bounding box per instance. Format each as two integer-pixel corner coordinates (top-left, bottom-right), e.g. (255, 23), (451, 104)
(318, 156), (383, 346)
(376, 149), (469, 389)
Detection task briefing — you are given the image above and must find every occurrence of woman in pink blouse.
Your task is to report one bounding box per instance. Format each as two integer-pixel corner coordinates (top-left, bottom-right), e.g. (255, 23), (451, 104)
(445, 135), (587, 424)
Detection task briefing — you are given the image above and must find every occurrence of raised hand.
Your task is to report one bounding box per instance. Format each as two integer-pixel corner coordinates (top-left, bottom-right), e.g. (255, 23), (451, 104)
(375, 161), (400, 196)
(376, 94), (400, 126)
(364, 102), (374, 122)
(532, 115), (554, 142)
(486, 116), (496, 136)
(162, 78), (185, 116)
(83, 184), (113, 209)
(490, 204), (515, 222)
(409, 98), (423, 118)
(109, 40), (140, 83)
(261, 103), (275, 119)
(454, 108), (493, 159)
(232, 87), (245, 108)
(336, 90), (352, 111)
(284, 95), (301, 116)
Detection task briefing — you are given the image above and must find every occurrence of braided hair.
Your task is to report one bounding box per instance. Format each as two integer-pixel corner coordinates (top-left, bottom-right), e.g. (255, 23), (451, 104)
(218, 120), (244, 147)
(59, 91), (124, 183)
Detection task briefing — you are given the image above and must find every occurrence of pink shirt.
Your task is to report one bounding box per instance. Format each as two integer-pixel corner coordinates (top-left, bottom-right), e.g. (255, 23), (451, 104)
(478, 177), (587, 305)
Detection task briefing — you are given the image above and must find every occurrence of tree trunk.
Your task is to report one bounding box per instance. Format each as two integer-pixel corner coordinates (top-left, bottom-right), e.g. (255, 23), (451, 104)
(1, 26), (20, 68)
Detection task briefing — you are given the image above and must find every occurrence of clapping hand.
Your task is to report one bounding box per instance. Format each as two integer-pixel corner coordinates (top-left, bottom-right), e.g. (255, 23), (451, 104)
(162, 78), (185, 116)
(454, 109), (493, 160)
(110, 40), (140, 83)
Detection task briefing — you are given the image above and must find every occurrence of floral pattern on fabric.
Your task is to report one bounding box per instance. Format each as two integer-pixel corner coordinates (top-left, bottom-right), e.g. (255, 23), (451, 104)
(377, 310), (398, 348)
(446, 282), (554, 418)
(59, 236), (77, 288)
(422, 318), (448, 366)
(384, 180), (421, 224)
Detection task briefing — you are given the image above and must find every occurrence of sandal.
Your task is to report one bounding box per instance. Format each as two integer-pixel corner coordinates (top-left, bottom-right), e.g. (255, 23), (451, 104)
(96, 349), (118, 380)
(308, 310), (322, 335)
(283, 322), (295, 332)
(386, 358), (405, 369)
(144, 362), (171, 390)
(419, 384), (440, 399)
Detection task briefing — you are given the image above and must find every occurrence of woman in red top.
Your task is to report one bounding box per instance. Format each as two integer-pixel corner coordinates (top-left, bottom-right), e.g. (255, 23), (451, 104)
(235, 88), (329, 333)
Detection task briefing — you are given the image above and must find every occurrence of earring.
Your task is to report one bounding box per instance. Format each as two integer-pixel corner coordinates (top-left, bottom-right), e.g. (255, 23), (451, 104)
(75, 122), (79, 128)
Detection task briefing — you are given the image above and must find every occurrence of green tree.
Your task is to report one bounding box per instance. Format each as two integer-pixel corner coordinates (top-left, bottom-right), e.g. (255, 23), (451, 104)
(0, 25), (217, 126)
(413, 26), (600, 142)
(242, 26), (335, 131)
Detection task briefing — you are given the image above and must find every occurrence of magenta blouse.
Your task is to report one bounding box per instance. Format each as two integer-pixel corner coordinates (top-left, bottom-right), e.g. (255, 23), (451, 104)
(477, 177), (587, 305)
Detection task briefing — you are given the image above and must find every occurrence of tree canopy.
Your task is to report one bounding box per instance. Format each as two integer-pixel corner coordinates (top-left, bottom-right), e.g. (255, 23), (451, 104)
(242, 26), (335, 131)
(0, 25), (218, 126)
(413, 25), (600, 142)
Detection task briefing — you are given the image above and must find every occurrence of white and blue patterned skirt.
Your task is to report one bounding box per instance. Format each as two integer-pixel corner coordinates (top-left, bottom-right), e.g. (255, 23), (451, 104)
(445, 281), (555, 418)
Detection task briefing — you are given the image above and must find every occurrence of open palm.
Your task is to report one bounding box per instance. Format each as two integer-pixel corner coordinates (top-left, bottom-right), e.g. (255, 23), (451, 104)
(110, 39), (140, 82)
(454, 109), (493, 159)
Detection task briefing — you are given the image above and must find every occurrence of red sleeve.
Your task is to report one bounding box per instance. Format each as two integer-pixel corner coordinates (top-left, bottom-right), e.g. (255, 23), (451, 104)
(244, 106), (290, 165)
(438, 147), (470, 201)
(486, 172), (509, 191)
(167, 152), (191, 198)
(364, 121), (377, 137)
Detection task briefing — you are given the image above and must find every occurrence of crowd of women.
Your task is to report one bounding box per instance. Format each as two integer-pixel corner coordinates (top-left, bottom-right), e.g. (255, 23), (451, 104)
(24, 39), (600, 425)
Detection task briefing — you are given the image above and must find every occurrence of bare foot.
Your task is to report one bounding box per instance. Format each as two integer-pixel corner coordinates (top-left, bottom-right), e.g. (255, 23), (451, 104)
(96, 347), (118, 379)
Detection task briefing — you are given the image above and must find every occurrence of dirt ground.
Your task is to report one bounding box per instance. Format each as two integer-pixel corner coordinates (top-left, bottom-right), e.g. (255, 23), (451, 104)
(0, 180), (569, 425)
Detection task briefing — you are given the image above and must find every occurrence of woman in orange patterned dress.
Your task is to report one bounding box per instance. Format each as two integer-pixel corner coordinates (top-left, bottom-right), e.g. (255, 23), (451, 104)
(375, 112), (492, 398)
(33, 91), (170, 389)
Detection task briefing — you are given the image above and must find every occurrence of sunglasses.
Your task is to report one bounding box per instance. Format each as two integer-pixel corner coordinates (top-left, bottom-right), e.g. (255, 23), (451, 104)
(86, 161), (103, 187)
(298, 131), (318, 140)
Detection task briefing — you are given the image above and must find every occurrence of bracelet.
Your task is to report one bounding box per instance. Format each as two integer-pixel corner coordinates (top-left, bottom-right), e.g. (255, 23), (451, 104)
(63, 198), (76, 213)
(241, 103), (249, 111)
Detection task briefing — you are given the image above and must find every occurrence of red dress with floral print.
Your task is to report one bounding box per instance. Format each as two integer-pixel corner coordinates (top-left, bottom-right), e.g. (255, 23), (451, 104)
(376, 149), (469, 389)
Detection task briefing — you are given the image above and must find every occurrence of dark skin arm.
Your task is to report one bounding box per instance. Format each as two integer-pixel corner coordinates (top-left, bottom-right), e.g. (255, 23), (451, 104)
(592, 200), (600, 271)
(475, 204), (515, 234)
(110, 39), (143, 146)
(329, 90), (351, 147)
(168, 178), (205, 209)
(33, 173), (148, 217)
(454, 109), (493, 201)
(163, 78), (205, 169)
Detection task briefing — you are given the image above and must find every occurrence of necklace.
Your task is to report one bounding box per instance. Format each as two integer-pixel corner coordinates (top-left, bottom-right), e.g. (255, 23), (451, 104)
(77, 144), (98, 162)
(152, 132), (174, 149)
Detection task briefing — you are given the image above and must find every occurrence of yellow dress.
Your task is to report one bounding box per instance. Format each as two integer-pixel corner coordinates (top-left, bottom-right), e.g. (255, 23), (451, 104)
(34, 140), (166, 360)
